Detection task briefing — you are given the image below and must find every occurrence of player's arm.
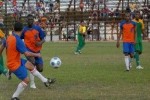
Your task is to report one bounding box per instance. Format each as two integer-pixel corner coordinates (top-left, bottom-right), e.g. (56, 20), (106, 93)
(0, 38), (6, 55)
(116, 22), (123, 48)
(16, 37), (41, 57)
(35, 26), (45, 46)
(134, 23), (137, 44)
(24, 51), (41, 58)
(35, 39), (45, 46)
(116, 30), (122, 48)
(0, 29), (5, 38)
(0, 45), (5, 55)
(141, 20), (146, 38)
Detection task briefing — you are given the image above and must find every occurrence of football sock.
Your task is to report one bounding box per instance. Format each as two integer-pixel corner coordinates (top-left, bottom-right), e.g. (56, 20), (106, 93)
(124, 56), (129, 70)
(129, 57), (132, 66)
(30, 68), (47, 83)
(134, 52), (140, 66)
(29, 71), (35, 86)
(12, 81), (27, 98)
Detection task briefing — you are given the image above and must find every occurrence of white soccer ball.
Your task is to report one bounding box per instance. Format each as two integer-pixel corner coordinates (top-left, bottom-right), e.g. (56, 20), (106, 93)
(50, 57), (62, 68)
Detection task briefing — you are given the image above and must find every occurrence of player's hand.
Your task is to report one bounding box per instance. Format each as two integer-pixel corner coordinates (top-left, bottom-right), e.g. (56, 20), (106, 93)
(36, 53), (41, 57)
(35, 41), (42, 46)
(116, 42), (120, 48)
(35, 40), (45, 46)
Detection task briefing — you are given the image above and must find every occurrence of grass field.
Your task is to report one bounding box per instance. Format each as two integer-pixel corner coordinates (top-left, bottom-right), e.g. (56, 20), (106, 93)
(0, 41), (150, 100)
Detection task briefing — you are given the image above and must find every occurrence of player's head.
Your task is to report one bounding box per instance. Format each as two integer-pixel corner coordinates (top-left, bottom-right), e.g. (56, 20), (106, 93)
(125, 13), (131, 21)
(27, 14), (34, 28)
(14, 22), (23, 35)
(80, 20), (85, 26)
(134, 11), (140, 20)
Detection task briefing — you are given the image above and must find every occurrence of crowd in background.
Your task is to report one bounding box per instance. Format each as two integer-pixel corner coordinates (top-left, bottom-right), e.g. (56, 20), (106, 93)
(0, 0), (150, 41)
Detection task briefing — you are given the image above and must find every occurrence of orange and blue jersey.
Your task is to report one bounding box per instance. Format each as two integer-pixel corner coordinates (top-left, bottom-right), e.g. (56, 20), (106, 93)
(5, 33), (27, 71)
(21, 25), (45, 53)
(120, 20), (136, 43)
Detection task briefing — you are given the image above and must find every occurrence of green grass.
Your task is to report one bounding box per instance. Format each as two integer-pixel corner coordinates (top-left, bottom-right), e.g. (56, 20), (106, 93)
(0, 42), (150, 100)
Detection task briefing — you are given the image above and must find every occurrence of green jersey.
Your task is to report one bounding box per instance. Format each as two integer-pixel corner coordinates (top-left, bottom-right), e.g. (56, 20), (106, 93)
(133, 19), (144, 43)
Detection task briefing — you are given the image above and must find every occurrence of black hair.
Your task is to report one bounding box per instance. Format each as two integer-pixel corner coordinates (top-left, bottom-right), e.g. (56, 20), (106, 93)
(27, 14), (34, 18)
(14, 22), (23, 31)
(80, 20), (84, 23)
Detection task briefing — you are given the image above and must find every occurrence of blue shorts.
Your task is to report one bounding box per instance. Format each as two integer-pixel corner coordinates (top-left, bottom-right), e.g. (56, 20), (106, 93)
(123, 42), (134, 54)
(27, 48), (43, 65)
(13, 59), (28, 80)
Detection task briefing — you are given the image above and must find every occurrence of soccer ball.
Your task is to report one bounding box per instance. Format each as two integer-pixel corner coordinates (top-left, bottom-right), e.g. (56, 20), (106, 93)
(50, 57), (62, 68)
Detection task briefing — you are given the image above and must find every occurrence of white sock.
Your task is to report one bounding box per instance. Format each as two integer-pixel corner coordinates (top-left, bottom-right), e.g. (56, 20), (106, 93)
(12, 81), (27, 98)
(29, 71), (35, 85)
(129, 57), (132, 66)
(30, 68), (47, 83)
(124, 56), (130, 70)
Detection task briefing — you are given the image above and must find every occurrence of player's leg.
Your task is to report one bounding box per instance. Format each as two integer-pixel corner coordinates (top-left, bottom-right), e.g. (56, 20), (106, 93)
(129, 43), (135, 69)
(35, 57), (43, 72)
(136, 42), (143, 69)
(123, 42), (130, 71)
(134, 43), (140, 66)
(25, 60), (56, 87)
(0, 55), (7, 75)
(75, 33), (82, 54)
(80, 35), (86, 53)
(134, 42), (143, 69)
(11, 65), (29, 100)
(26, 56), (36, 89)
(0, 55), (11, 79)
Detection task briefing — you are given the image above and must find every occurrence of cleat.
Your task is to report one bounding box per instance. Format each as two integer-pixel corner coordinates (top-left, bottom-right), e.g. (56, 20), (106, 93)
(126, 69), (130, 72)
(129, 63), (132, 69)
(30, 83), (36, 89)
(74, 52), (79, 55)
(78, 50), (82, 54)
(136, 65), (143, 69)
(44, 78), (56, 87)
(11, 97), (20, 100)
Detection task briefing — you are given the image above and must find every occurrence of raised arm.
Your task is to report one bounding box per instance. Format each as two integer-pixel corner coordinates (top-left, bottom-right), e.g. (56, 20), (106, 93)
(0, 44), (5, 55)
(24, 51), (41, 58)
(0, 38), (6, 55)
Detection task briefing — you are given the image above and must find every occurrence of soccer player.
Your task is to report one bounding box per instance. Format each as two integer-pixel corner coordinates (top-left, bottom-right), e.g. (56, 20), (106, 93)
(75, 20), (87, 54)
(116, 13), (136, 71)
(0, 29), (8, 76)
(133, 11), (145, 69)
(0, 22), (55, 100)
(21, 14), (46, 89)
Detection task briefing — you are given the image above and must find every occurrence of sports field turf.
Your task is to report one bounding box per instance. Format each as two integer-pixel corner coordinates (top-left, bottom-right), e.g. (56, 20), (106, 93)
(0, 41), (150, 100)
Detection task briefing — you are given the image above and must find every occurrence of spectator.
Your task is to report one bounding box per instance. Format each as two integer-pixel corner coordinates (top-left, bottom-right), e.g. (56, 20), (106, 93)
(49, 0), (54, 12)
(114, 8), (120, 17)
(92, 10), (98, 20)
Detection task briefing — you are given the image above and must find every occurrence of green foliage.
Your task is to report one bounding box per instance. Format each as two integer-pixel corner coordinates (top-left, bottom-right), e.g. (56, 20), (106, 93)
(0, 42), (150, 100)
